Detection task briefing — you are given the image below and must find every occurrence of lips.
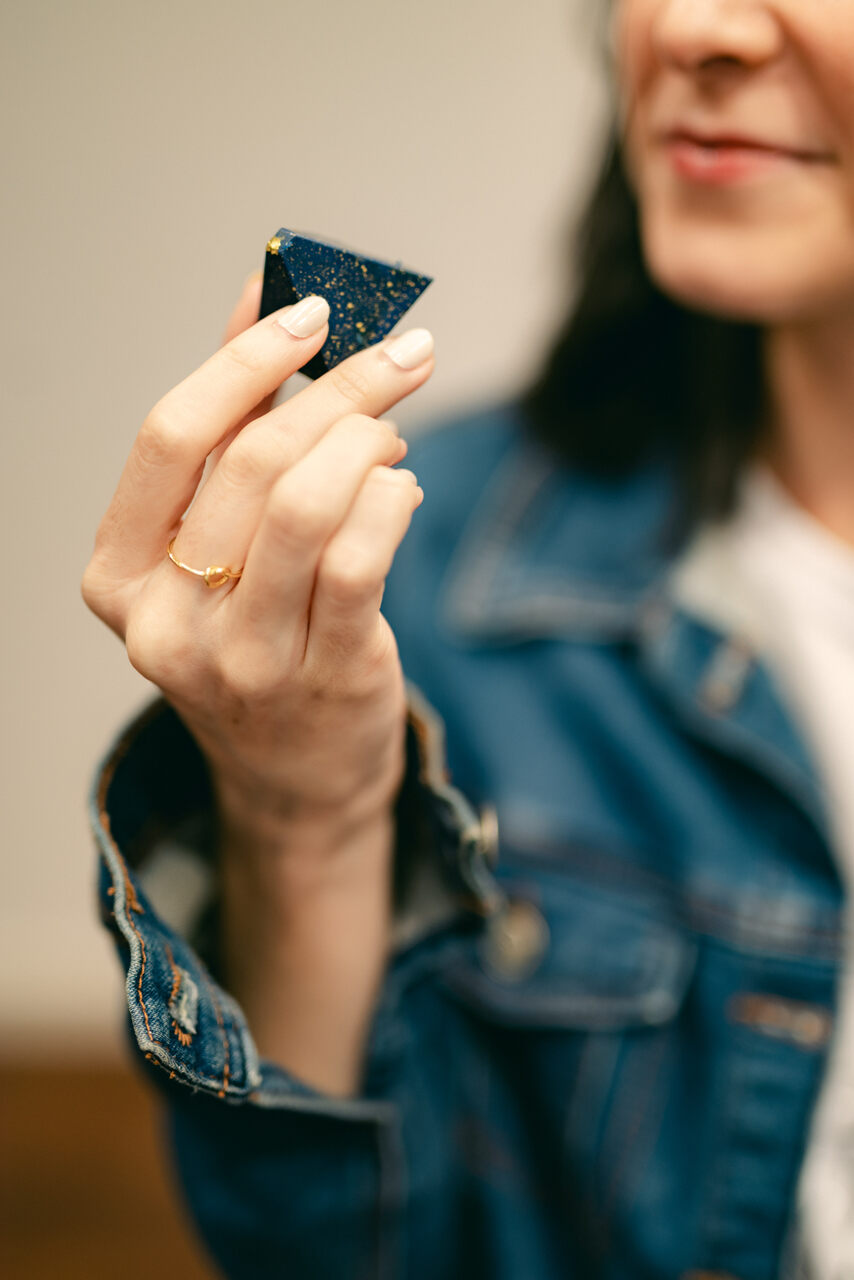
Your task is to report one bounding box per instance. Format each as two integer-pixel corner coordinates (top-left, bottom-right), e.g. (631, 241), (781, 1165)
(663, 126), (831, 163)
(656, 125), (834, 185)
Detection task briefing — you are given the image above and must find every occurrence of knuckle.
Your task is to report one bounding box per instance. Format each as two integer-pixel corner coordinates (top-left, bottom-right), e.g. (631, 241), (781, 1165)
(125, 609), (194, 688)
(216, 654), (274, 705)
(80, 561), (107, 615)
(80, 553), (125, 632)
(335, 413), (396, 451)
(137, 406), (191, 467)
(123, 611), (164, 682)
(328, 359), (372, 406)
(218, 437), (284, 489)
(266, 478), (330, 542)
(370, 463), (417, 489)
(318, 546), (382, 602)
(220, 338), (265, 379)
(214, 639), (293, 708)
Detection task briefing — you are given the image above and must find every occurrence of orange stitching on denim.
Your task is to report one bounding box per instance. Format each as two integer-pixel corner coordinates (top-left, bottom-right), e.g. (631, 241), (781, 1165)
(122, 858), (144, 915)
(727, 991), (832, 1048)
(97, 806), (145, 916)
(165, 946), (181, 1006)
(95, 697), (235, 1096)
(105, 834), (232, 1091)
(164, 941), (195, 1047)
(93, 699), (176, 1057)
(96, 801), (163, 1048)
(126, 885), (162, 1046)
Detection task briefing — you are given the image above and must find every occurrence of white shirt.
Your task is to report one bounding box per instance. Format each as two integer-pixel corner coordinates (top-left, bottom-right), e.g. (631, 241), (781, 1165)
(671, 460), (854, 1280)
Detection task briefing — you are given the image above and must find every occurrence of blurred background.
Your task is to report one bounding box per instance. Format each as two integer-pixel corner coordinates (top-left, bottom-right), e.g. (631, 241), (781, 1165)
(1, 1), (609, 1273)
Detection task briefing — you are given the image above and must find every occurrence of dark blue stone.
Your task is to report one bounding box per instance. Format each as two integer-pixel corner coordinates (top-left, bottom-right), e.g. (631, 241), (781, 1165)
(258, 228), (433, 380)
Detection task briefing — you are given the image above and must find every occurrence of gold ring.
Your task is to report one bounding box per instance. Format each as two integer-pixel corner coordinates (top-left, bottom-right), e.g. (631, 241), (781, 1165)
(167, 536), (244, 589)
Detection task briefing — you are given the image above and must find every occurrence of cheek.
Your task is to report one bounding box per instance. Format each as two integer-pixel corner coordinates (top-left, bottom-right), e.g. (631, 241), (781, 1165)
(611, 0), (659, 184)
(811, 40), (854, 172)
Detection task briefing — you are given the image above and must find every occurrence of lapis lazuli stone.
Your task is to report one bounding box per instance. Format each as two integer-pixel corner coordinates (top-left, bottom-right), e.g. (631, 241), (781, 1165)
(259, 228), (433, 380)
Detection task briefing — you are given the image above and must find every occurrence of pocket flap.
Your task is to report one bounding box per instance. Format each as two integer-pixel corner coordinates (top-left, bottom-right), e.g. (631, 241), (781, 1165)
(439, 865), (697, 1030)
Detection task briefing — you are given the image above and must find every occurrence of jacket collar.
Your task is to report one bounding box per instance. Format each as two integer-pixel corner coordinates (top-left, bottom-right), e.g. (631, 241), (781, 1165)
(440, 425), (678, 643)
(438, 416), (834, 850)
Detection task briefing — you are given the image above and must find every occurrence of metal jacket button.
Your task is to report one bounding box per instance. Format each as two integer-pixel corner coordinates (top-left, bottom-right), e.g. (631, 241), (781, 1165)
(481, 899), (549, 981)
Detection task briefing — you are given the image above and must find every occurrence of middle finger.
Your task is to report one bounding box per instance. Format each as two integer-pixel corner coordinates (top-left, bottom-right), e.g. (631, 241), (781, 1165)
(170, 327), (435, 573)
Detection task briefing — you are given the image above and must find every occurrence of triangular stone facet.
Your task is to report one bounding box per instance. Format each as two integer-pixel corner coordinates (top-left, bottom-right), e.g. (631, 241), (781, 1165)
(259, 228), (433, 380)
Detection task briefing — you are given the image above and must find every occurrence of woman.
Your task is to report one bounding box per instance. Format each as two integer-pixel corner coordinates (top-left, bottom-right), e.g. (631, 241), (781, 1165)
(82, 2), (854, 1277)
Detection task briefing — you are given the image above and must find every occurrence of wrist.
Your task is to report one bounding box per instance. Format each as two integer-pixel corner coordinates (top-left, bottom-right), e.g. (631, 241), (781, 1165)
(211, 749), (405, 858)
(217, 794), (397, 890)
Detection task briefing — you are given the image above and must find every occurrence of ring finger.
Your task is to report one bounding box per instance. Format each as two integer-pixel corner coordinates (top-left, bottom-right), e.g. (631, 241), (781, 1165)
(224, 418), (418, 650)
(167, 327), (434, 592)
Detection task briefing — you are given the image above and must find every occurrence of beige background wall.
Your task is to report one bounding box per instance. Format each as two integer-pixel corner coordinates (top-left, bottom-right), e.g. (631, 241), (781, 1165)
(1, 0), (610, 1058)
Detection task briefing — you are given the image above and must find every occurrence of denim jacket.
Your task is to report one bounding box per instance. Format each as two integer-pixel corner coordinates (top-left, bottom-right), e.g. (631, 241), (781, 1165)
(89, 398), (844, 1280)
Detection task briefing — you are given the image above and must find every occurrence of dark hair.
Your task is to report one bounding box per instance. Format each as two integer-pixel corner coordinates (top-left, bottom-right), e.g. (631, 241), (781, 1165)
(518, 134), (767, 547)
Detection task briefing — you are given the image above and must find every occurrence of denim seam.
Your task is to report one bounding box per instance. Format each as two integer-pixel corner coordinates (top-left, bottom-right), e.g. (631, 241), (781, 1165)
(403, 680), (504, 917)
(496, 844), (843, 962)
(639, 615), (831, 844)
(90, 697), (254, 1096)
(164, 941), (194, 1047)
(100, 813), (241, 1094)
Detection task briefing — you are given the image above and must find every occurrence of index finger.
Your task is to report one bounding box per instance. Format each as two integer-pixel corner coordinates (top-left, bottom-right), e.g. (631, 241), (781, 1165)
(94, 294), (330, 579)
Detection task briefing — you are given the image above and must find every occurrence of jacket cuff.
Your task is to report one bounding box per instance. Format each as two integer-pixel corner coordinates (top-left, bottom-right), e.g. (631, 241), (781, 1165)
(89, 683), (500, 1107)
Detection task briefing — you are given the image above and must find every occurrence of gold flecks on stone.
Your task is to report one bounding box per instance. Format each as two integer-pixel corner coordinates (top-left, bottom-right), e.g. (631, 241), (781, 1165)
(257, 227), (433, 379)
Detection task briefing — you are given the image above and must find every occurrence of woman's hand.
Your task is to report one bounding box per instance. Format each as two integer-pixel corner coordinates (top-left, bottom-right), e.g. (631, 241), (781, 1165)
(82, 274), (434, 856)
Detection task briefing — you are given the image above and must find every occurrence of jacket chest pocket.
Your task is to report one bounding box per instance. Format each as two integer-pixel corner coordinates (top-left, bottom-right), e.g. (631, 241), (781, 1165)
(436, 861), (698, 1240)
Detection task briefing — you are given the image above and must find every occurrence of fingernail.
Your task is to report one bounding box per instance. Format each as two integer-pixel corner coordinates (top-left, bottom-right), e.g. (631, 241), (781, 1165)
(382, 328), (434, 370)
(244, 268), (263, 288)
(276, 295), (330, 338)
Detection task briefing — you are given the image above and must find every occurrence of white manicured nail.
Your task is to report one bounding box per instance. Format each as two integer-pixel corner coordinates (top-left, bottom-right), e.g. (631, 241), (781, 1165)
(382, 328), (434, 370)
(276, 295), (330, 337)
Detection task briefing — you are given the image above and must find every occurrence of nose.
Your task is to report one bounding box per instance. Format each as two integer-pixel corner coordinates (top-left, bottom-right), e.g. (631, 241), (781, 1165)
(652, 0), (783, 73)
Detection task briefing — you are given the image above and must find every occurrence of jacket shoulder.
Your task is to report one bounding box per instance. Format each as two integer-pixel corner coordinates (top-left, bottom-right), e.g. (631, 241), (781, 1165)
(389, 396), (524, 567)
(404, 396), (524, 500)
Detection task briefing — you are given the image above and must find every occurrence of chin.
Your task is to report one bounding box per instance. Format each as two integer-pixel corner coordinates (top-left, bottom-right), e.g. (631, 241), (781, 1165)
(640, 213), (854, 326)
(640, 219), (791, 322)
